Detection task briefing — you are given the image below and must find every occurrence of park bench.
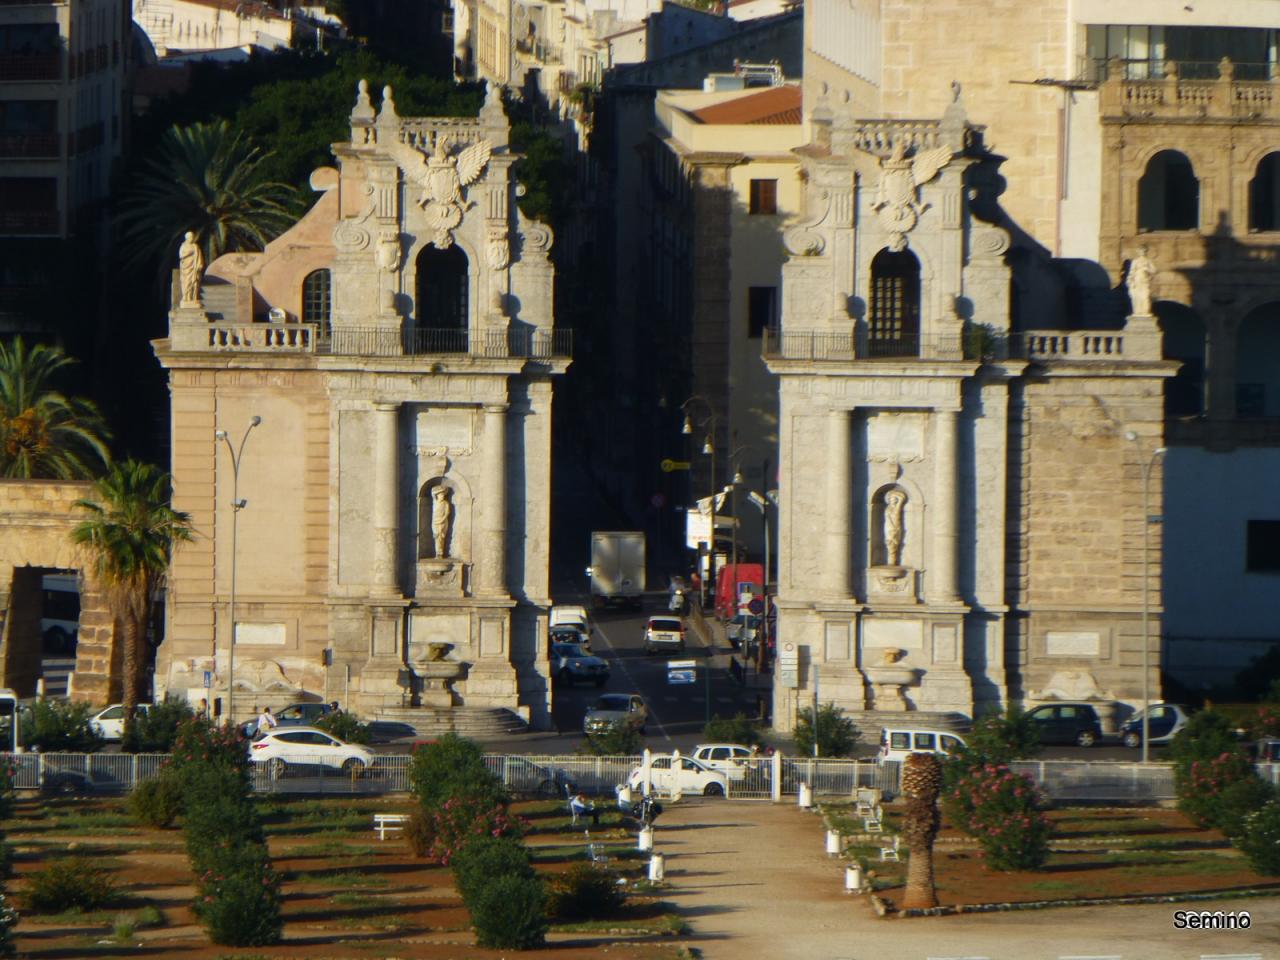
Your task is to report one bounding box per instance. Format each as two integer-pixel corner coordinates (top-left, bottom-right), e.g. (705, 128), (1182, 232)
(373, 813), (408, 840)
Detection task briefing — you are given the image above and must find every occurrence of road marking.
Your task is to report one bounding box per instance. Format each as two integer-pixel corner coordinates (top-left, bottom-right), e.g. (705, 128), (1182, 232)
(593, 616), (672, 743)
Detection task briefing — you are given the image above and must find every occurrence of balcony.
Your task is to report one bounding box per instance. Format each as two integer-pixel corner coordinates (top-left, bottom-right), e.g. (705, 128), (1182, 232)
(1097, 57), (1280, 123)
(763, 329), (1145, 363)
(173, 322), (573, 359)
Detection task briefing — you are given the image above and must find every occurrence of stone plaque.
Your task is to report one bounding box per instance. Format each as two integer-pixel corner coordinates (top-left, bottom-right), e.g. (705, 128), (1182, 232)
(416, 409), (473, 454)
(372, 617), (400, 656)
(235, 622), (286, 646)
(863, 618), (924, 650)
(824, 622), (851, 661)
(480, 618), (505, 657)
(932, 624), (958, 663)
(867, 412), (925, 462)
(1045, 631), (1101, 657)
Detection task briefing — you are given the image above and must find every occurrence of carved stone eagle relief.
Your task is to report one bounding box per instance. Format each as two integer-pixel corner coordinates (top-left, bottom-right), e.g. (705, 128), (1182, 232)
(872, 140), (951, 251)
(394, 137), (493, 249)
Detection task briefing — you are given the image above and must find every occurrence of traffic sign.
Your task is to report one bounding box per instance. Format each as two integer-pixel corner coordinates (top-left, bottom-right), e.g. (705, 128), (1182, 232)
(203, 670), (212, 688)
(748, 597), (765, 615)
(661, 458), (692, 473)
(668, 669), (695, 685)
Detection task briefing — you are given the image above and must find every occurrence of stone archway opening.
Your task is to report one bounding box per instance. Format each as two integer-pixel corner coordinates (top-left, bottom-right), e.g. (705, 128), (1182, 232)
(1155, 301), (1206, 417)
(414, 245), (469, 353)
(1235, 302), (1280, 417)
(1137, 150), (1199, 232)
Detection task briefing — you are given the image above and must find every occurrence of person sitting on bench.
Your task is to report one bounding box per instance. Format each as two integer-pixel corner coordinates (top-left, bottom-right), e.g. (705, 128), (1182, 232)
(570, 792), (599, 826)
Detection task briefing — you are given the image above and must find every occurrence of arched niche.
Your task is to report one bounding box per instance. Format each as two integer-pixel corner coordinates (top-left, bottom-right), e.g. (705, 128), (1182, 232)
(868, 248), (921, 357)
(1154, 301), (1206, 417)
(417, 476), (472, 561)
(868, 482), (917, 568)
(1138, 150), (1199, 232)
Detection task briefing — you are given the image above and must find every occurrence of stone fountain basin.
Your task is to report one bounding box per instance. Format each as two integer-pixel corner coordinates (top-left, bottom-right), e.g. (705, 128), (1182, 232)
(864, 665), (917, 685)
(414, 660), (465, 680)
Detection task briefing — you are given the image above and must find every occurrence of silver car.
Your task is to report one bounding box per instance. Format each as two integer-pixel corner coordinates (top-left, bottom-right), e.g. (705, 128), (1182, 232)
(583, 693), (647, 735)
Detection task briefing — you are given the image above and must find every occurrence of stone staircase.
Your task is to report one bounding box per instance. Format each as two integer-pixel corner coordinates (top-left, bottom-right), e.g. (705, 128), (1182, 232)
(375, 706), (528, 739)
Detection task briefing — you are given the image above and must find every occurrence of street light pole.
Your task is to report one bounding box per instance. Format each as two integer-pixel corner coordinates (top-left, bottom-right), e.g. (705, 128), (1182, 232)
(1140, 444), (1166, 765)
(682, 397), (717, 608)
(216, 416), (261, 728)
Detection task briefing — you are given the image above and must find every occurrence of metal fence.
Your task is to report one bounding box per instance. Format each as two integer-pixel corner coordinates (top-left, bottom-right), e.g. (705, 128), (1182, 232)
(7, 752), (1279, 803)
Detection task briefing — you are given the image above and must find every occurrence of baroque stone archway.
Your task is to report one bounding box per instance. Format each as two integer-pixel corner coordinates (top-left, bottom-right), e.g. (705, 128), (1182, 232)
(0, 480), (120, 702)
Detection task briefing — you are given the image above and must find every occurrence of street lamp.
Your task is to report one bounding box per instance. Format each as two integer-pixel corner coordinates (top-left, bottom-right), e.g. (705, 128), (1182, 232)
(682, 397), (717, 607)
(1126, 431), (1166, 764)
(216, 415), (261, 728)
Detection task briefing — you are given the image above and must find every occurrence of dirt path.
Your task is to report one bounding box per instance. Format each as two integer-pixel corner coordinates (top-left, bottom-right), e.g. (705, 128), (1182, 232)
(653, 799), (1280, 960)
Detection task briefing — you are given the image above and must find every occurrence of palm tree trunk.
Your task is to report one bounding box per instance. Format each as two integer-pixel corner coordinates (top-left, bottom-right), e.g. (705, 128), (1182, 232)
(902, 845), (938, 910)
(121, 601), (141, 738)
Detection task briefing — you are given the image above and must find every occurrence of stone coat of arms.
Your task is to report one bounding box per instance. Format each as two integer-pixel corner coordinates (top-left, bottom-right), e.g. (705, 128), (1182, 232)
(872, 140), (951, 251)
(397, 137), (493, 249)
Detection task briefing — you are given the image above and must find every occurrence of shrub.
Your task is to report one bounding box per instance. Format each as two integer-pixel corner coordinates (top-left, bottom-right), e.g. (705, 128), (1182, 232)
(182, 767), (266, 876)
(315, 711), (371, 744)
(703, 713), (762, 748)
(168, 718), (250, 785)
(1176, 752), (1275, 837)
(1168, 710), (1242, 766)
(24, 857), (117, 913)
(451, 836), (534, 904)
(404, 806), (435, 858)
(1237, 799), (1280, 875)
(0, 763), (14, 822)
(1243, 703), (1280, 739)
(546, 862), (626, 921)
(418, 797), (524, 865)
(129, 771), (184, 828)
(0, 842), (12, 881)
(943, 763), (1051, 872)
(579, 721), (643, 757)
(0, 891), (16, 958)
(195, 858), (282, 946)
(122, 698), (193, 753)
(408, 733), (506, 810)
(469, 872), (547, 949)
(793, 703), (859, 758)
(21, 700), (103, 753)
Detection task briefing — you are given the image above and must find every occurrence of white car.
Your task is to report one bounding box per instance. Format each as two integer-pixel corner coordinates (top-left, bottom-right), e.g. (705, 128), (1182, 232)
(691, 743), (759, 782)
(90, 703), (152, 741)
(628, 755), (729, 797)
(247, 725), (375, 777)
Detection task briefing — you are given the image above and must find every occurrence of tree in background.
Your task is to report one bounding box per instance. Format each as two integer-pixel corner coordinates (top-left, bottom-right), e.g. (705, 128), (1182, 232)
(0, 338), (110, 479)
(114, 120), (298, 292)
(73, 461), (193, 734)
(793, 703), (859, 758)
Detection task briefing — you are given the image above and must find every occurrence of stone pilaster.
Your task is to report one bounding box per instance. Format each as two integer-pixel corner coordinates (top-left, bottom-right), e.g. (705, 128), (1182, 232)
(480, 403), (509, 596)
(824, 408), (851, 598)
(932, 408), (960, 602)
(371, 402), (400, 597)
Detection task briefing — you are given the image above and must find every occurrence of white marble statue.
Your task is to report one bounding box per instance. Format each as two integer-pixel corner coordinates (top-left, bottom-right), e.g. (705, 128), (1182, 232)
(178, 231), (203, 306)
(431, 485), (453, 558)
(1127, 246), (1156, 317)
(883, 488), (907, 567)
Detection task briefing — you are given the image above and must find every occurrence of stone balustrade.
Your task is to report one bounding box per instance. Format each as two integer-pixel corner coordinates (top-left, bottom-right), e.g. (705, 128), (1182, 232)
(763, 328), (1160, 363)
(1101, 57), (1280, 121)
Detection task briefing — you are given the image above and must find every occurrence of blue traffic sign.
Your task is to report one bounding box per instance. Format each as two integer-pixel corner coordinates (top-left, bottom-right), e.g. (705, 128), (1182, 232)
(668, 669), (696, 685)
(748, 597), (765, 615)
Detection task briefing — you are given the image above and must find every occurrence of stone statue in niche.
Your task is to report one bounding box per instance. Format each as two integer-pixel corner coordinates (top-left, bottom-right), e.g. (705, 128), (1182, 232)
(883, 488), (907, 567)
(1127, 245), (1156, 317)
(431, 485), (454, 558)
(178, 231), (203, 305)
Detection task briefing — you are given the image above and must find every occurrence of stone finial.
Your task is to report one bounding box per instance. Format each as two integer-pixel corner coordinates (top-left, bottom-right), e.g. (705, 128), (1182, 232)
(377, 85), (399, 124)
(351, 78), (375, 123)
(940, 80), (968, 149)
(479, 80), (510, 147)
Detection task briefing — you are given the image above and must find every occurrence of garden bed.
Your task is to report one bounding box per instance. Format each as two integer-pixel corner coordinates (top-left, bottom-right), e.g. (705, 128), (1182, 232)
(824, 803), (1280, 912)
(4, 795), (687, 958)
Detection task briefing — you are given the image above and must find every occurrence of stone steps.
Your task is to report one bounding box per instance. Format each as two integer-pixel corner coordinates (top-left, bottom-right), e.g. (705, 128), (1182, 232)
(375, 706), (528, 740)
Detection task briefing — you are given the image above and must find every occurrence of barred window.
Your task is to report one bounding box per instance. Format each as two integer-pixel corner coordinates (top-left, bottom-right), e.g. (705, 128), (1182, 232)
(869, 248), (920, 356)
(302, 269), (331, 333)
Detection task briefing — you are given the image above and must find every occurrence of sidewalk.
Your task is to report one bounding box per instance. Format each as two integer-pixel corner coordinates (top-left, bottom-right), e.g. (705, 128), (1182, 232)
(654, 799), (1277, 960)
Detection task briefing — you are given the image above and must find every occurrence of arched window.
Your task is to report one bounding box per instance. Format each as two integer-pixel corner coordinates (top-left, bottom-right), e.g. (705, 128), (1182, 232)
(868, 248), (920, 357)
(1137, 151), (1199, 231)
(414, 245), (469, 352)
(301, 269), (331, 334)
(1236, 303), (1280, 418)
(1155, 301), (1206, 417)
(1249, 152), (1280, 232)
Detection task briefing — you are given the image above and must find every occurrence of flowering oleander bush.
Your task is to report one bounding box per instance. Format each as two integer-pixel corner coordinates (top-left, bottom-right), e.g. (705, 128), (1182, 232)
(416, 797), (524, 865)
(408, 733), (507, 810)
(1244, 703), (1280, 739)
(1236, 799), (1280, 875)
(1175, 752), (1275, 838)
(943, 763), (1051, 871)
(193, 856), (282, 946)
(168, 717), (250, 784)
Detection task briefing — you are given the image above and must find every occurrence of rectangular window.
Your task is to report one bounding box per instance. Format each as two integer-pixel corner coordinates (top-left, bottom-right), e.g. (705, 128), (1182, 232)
(748, 178), (777, 215)
(1247, 520), (1280, 572)
(747, 286), (776, 338)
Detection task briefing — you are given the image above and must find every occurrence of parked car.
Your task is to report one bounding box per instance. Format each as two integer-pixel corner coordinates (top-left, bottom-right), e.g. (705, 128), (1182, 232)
(90, 703), (152, 741)
(877, 727), (967, 763)
(1025, 702), (1104, 747)
(690, 743), (759, 781)
(1119, 703), (1190, 748)
(583, 693), (647, 735)
(643, 616), (685, 655)
(628, 755), (728, 797)
(243, 701), (333, 738)
(247, 725), (375, 777)
(365, 720), (419, 744)
(551, 641), (610, 686)
(499, 756), (576, 798)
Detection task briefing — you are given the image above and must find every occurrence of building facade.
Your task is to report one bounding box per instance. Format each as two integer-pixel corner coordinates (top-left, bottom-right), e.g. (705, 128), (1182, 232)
(153, 82), (570, 730)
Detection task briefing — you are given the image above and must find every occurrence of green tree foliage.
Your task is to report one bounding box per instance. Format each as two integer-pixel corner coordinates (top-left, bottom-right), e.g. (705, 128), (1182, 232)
(0, 338), (110, 480)
(128, 773), (185, 828)
(73, 461), (193, 737)
(579, 721), (644, 757)
(450, 836), (534, 905)
(408, 733), (506, 811)
(22, 700), (103, 753)
(793, 703), (860, 758)
(469, 872), (547, 950)
(1168, 710), (1243, 766)
(944, 706), (1041, 792)
(122, 698), (194, 753)
(703, 713), (763, 748)
(1238, 800), (1280, 875)
(314, 711), (370, 744)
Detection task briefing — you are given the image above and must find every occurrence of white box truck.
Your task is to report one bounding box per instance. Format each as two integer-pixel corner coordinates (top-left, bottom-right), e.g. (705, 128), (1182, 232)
(589, 531), (645, 609)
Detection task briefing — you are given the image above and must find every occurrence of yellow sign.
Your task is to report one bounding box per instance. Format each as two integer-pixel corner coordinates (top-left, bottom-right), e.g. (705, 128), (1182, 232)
(660, 459), (692, 473)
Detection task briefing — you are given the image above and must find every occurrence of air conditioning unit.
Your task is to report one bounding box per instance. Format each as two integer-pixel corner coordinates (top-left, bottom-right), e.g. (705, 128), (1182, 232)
(268, 307), (287, 322)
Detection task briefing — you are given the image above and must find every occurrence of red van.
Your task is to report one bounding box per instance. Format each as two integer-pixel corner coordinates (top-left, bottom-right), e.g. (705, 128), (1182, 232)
(714, 563), (764, 621)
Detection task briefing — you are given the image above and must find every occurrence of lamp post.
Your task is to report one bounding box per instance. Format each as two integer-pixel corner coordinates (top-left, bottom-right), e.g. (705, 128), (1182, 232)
(682, 397), (717, 607)
(216, 416), (261, 728)
(1127, 432), (1166, 764)
(745, 487), (773, 672)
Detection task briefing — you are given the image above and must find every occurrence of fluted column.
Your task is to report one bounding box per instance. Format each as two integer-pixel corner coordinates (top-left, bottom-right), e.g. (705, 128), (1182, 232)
(932, 408), (960, 602)
(824, 408), (851, 597)
(480, 403), (509, 595)
(371, 401), (400, 597)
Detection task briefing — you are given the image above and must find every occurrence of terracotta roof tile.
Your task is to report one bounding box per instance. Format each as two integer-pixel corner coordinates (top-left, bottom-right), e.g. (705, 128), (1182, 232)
(690, 85), (801, 125)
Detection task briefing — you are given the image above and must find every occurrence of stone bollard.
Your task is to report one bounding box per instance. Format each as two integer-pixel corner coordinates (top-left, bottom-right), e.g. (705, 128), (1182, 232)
(826, 829), (841, 857)
(798, 782), (813, 809)
(638, 826), (654, 852)
(648, 851), (665, 882)
(845, 864), (863, 894)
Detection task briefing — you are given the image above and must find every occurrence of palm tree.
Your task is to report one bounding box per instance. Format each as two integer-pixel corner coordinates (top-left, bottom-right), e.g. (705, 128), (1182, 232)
(900, 751), (943, 910)
(73, 460), (193, 733)
(114, 120), (298, 290)
(0, 337), (110, 479)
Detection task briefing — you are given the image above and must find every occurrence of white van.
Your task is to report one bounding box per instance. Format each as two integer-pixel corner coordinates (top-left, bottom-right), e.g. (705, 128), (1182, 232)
(550, 605), (592, 635)
(878, 727), (966, 764)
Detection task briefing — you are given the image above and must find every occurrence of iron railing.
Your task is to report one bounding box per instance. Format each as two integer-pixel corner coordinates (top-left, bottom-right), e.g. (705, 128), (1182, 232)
(321, 326), (572, 359)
